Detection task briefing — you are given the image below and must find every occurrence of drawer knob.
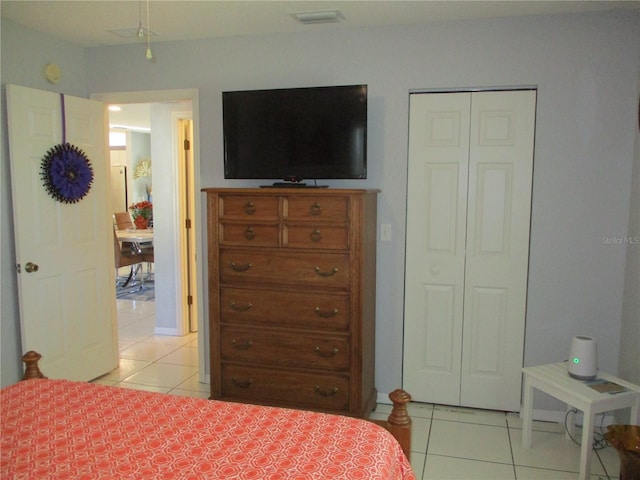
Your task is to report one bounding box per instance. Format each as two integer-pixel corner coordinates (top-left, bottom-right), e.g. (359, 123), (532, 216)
(309, 202), (322, 216)
(244, 201), (255, 215)
(230, 261), (252, 272)
(314, 385), (338, 397)
(230, 301), (253, 312)
(310, 229), (322, 243)
(314, 346), (339, 358)
(314, 307), (338, 318)
(232, 377), (253, 388)
(232, 339), (253, 350)
(314, 266), (338, 277)
(245, 226), (255, 240)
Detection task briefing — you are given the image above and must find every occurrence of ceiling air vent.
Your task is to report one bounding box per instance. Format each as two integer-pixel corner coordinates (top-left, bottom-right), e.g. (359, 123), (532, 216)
(290, 10), (344, 25)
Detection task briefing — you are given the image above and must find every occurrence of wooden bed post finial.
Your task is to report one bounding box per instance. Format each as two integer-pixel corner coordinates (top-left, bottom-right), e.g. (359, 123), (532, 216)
(21, 351), (47, 381)
(375, 388), (412, 461)
(388, 388), (412, 426)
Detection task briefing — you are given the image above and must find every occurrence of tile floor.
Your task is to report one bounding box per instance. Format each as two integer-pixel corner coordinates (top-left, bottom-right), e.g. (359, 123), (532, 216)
(372, 402), (621, 479)
(97, 298), (622, 480)
(92, 299), (206, 398)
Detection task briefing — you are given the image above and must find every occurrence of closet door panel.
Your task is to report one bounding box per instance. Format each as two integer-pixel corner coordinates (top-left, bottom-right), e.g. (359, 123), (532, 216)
(467, 286), (508, 376)
(403, 92), (470, 403)
(474, 164), (512, 254)
(427, 165), (461, 252)
(421, 285), (457, 373)
(462, 90), (536, 411)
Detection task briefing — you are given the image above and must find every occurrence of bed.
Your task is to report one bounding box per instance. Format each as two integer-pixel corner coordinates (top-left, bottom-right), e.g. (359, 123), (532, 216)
(1, 352), (415, 479)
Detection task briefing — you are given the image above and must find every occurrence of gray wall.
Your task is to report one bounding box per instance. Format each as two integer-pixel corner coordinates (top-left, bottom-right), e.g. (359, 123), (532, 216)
(129, 131), (151, 204)
(2, 11), (639, 414)
(618, 77), (640, 388)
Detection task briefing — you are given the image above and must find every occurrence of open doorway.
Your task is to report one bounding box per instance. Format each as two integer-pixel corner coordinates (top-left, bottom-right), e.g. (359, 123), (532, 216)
(110, 112), (155, 302)
(93, 89), (206, 385)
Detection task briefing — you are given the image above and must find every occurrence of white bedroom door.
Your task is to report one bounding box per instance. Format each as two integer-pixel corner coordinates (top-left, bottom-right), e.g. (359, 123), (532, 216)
(403, 89), (536, 411)
(7, 85), (118, 381)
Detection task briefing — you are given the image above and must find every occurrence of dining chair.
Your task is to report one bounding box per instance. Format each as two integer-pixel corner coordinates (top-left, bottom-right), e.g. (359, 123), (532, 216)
(113, 212), (141, 254)
(114, 211), (154, 282)
(113, 211), (134, 230)
(113, 230), (144, 289)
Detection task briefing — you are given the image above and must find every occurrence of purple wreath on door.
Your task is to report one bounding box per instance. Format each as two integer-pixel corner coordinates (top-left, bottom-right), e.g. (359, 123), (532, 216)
(40, 143), (94, 204)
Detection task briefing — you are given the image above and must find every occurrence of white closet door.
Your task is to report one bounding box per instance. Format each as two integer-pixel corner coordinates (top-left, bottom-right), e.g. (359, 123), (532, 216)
(403, 90), (536, 411)
(461, 90), (536, 411)
(403, 92), (471, 405)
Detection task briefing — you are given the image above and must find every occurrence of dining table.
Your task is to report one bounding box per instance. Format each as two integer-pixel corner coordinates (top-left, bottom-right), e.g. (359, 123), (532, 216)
(115, 229), (154, 287)
(115, 228), (154, 244)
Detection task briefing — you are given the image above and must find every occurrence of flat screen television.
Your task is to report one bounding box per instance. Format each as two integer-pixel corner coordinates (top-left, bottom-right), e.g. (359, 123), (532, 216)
(223, 84), (367, 185)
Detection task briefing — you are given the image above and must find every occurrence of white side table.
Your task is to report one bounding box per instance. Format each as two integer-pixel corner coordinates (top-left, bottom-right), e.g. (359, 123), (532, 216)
(521, 362), (640, 480)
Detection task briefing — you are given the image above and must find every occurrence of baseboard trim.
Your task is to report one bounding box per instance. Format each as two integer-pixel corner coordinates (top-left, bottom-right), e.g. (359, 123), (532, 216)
(154, 326), (180, 336)
(376, 392), (617, 427)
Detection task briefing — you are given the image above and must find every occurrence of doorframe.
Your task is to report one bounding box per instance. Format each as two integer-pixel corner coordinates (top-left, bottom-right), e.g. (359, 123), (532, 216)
(409, 85), (538, 95)
(91, 89), (207, 384)
(175, 115), (197, 334)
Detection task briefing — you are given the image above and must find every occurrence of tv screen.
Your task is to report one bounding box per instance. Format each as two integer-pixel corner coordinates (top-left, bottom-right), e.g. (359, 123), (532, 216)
(223, 85), (367, 182)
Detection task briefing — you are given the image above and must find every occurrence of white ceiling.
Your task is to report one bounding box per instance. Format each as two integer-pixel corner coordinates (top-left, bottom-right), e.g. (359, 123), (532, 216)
(108, 104), (152, 133)
(3, 1), (639, 48)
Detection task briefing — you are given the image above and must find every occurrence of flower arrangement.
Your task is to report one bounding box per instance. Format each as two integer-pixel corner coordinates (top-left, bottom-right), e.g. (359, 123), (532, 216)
(129, 201), (153, 229)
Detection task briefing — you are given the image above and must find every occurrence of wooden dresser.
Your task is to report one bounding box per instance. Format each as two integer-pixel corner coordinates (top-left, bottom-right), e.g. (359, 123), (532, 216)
(204, 188), (378, 418)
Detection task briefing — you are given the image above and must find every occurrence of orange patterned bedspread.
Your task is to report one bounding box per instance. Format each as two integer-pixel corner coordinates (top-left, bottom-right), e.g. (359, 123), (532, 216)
(1, 379), (415, 479)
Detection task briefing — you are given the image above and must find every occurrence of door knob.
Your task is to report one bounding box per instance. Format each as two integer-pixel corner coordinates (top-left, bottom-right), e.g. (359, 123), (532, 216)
(24, 262), (39, 273)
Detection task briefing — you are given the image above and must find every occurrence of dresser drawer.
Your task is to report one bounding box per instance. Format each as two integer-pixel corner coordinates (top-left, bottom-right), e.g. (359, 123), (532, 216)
(222, 364), (350, 411)
(220, 250), (349, 289)
(219, 195), (279, 219)
(284, 224), (349, 250)
(219, 222), (280, 246)
(221, 287), (349, 330)
(221, 327), (349, 371)
(284, 196), (349, 221)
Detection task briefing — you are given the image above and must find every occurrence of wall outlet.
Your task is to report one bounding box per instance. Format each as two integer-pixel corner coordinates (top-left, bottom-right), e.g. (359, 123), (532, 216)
(381, 223), (392, 242)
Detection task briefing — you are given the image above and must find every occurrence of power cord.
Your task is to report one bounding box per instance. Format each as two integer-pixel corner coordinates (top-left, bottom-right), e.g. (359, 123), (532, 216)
(564, 408), (612, 480)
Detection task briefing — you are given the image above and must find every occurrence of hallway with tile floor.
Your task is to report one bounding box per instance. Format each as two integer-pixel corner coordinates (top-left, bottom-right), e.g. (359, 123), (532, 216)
(92, 299), (205, 398)
(97, 299), (621, 479)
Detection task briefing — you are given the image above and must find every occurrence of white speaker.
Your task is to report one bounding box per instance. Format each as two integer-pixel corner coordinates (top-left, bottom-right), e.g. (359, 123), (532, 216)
(568, 336), (598, 380)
